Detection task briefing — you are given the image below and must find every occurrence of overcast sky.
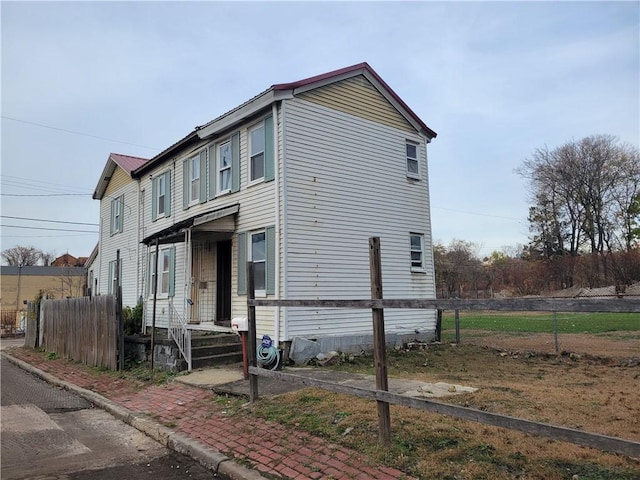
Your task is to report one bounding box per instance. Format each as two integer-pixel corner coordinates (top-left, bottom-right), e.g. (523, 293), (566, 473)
(1, 1), (638, 262)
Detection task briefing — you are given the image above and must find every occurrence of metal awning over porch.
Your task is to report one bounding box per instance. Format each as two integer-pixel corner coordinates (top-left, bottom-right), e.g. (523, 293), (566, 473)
(141, 204), (239, 246)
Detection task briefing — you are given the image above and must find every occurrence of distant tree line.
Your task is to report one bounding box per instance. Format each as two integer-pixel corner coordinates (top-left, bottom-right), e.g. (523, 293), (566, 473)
(435, 135), (640, 298)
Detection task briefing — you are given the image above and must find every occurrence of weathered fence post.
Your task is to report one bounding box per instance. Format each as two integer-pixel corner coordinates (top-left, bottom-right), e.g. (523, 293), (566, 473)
(116, 250), (124, 371)
(455, 309), (461, 345)
(369, 236), (391, 447)
(553, 311), (559, 353)
(435, 309), (443, 342)
(247, 261), (259, 402)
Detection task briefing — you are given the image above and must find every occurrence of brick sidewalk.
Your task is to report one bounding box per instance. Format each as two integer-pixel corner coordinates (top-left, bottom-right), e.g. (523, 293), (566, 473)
(7, 348), (414, 480)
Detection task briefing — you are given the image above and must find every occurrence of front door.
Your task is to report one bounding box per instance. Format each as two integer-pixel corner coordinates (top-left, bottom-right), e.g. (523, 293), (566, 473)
(216, 240), (232, 326)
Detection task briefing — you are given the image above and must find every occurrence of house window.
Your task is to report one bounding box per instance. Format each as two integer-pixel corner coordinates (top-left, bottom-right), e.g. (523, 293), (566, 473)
(250, 123), (265, 182)
(251, 231), (266, 292)
(406, 141), (420, 179)
(148, 247), (175, 297)
(152, 171), (171, 220)
(190, 155), (200, 203)
(110, 195), (123, 235)
(410, 233), (425, 272)
(107, 259), (122, 294)
(218, 141), (232, 192)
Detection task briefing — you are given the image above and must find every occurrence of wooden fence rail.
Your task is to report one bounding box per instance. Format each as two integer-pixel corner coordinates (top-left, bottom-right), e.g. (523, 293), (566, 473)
(246, 236), (640, 457)
(41, 296), (117, 370)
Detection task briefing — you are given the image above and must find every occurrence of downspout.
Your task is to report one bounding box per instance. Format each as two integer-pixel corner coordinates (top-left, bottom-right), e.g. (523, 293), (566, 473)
(272, 102), (281, 346)
(136, 178), (141, 305)
(281, 100), (289, 342)
(97, 216), (103, 295)
(185, 228), (191, 321)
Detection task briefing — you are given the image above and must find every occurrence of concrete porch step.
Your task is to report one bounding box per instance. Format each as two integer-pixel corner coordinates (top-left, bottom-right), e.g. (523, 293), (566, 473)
(191, 333), (240, 347)
(191, 343), (242, 358)
(191, 352), (244, 369)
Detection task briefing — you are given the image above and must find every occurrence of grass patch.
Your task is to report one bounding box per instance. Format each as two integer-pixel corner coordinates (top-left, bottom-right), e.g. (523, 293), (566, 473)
(441, 311), (640, 334)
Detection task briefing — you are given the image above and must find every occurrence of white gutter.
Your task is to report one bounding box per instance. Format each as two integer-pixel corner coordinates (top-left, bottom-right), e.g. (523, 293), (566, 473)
(136, 178), (141, 302)
(272, 102), (280, 346)
(97, 215), (103, 295)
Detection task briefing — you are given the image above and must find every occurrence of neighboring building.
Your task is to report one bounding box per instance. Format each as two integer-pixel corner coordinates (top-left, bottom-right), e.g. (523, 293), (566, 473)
(120, 62), (438, 352)
(91, 153), (148, 306)
(51, 253), (87, 267)
(0, 265), (87, 324)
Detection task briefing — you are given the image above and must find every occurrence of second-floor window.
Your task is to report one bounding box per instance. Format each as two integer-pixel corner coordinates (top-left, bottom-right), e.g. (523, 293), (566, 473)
(183, 150), (206, 209)
(152, 171), (171, 221)
(110, 195), (123, 235)
(406, 141), (420, 179)
(218, 140), (232, 193)
(250, 123), (265, 182)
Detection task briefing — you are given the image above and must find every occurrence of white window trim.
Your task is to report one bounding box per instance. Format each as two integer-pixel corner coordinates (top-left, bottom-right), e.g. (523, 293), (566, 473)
(156, 174), (167, 218)
(148, 249), (171, 298)
(410, 233), (426, 273)
(248, 122), (265, 185)
(217, 140), (232, 196)
(189, 154), (200, 206)
(249, 230), (267, 297)
(406, 141), (420, 180)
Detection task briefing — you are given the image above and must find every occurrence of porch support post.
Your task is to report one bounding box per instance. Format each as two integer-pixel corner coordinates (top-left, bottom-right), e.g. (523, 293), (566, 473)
(151, 239), (159, 370)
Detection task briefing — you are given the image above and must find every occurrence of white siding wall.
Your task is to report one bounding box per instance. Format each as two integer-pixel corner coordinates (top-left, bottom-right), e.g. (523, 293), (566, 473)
(139, 113), (278, 335)
(97, 169), (141, 307)
(283, 98), (436, 339)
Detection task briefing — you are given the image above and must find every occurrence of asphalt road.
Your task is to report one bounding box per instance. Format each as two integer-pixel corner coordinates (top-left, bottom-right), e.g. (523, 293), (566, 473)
(1, 357), (220, 480)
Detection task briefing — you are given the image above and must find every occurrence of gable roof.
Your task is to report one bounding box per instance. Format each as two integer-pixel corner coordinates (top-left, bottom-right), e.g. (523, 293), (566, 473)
(93, 153), (148, 200)
(133, 62), (436, 177)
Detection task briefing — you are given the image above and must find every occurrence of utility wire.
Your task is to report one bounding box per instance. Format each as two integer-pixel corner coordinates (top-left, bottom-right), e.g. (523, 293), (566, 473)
(2, 115), (161, 151)
(1, 224), (98, 233)
(0, 215), (99, 226)
(0, 193), (91, 197)
(1, 174), (91, 193)
(432, 205), (523, 221)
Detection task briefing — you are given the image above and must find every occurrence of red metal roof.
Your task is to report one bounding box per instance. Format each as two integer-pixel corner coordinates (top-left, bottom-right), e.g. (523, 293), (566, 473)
(110, 153), (148, 174)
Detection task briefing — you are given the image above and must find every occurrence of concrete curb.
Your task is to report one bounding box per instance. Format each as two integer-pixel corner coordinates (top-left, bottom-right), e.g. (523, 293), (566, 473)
(1, 352), (267, 480)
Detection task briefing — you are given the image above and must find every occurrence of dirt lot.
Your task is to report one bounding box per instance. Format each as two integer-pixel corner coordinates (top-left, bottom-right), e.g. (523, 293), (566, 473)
(452, 329), (640, 360)
(253, 332), (640, 479)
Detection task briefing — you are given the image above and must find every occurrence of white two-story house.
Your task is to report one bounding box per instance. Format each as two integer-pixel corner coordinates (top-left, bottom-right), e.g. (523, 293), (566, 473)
(91, 153), (148, 306)
(94, 63), (438, 353)
(93, 63), (436, 351)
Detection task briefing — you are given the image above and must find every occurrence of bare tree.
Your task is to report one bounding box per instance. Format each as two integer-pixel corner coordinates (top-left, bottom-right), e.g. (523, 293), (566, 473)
(517, 135), (640, 260)
(1, 245), (44, 266)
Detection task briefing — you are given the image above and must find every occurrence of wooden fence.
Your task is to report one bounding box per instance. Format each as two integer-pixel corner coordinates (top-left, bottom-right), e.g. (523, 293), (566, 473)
(246, 237), (640, 457)
(40, 296), (118, 370)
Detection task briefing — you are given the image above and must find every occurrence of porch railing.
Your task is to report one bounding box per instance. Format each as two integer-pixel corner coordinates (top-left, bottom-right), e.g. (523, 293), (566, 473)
(168, 300), (192, 371)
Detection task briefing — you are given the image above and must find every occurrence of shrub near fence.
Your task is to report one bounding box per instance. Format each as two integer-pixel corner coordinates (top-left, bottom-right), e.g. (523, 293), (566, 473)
(42, 296), (117, 370)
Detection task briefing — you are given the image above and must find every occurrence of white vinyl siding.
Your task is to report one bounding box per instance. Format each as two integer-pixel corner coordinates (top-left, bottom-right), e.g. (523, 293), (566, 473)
(282, 97), (436, 338)
(99, 167), (142, 308)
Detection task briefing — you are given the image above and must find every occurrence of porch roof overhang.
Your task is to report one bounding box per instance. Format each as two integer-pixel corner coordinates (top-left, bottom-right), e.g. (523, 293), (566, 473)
(141, 204), (239, 246)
